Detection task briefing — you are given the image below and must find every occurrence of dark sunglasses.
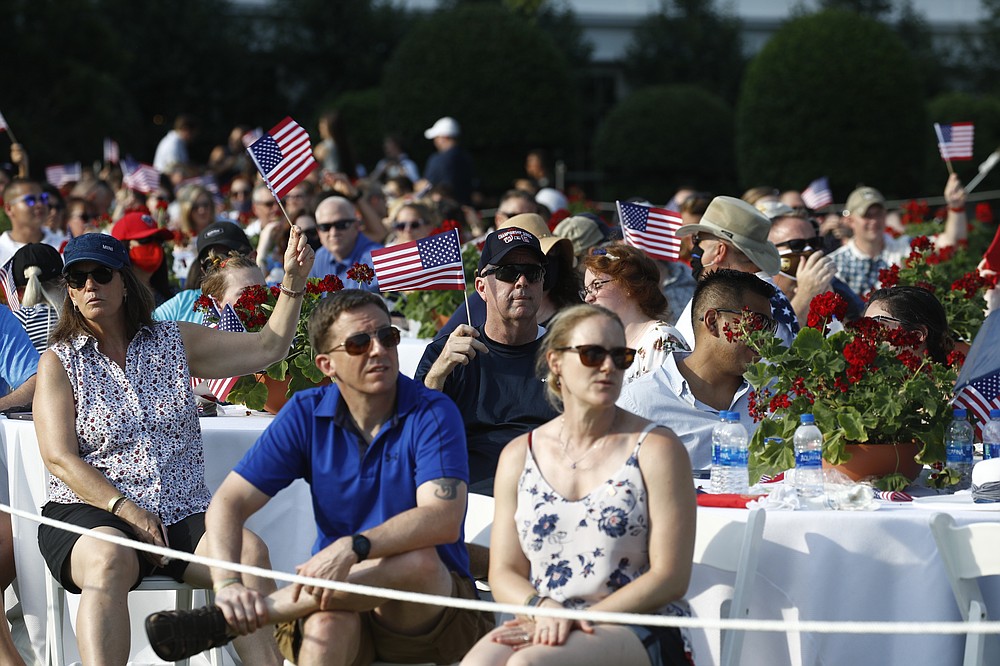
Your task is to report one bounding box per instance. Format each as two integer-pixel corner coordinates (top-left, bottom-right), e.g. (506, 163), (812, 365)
(556, 345), (636, 370)
(326, 326), (401, 356)
(317, 218), (358, 233)
(70, 211), (97, 221)
(713, 308), (778, 334)
(775, 237), (823, 253)
(394, 219), (427, 232)
(14, 192), (50, 208)
(480, 263), (545, 284)
(64, 266), (115, 289)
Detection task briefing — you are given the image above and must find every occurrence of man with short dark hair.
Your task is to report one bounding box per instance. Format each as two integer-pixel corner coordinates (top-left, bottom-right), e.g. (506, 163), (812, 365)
(145, 290), (492, 666)
(1, 179), (58, 266)
(416, 227), (558, 493)
(309, 196), (382, 291)
(153, 114), (199, 173)
(618, 269), (774, 471)
(493, 189), (537, 228)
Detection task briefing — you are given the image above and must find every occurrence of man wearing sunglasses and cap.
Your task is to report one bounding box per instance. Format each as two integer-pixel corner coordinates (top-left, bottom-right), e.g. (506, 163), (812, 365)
(416, 227), (559, 494)
(147, 289), (493, 665)
(672, 196), (796, 349)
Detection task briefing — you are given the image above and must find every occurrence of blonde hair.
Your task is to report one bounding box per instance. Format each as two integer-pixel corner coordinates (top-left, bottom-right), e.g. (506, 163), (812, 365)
(21, 266), (64, 312)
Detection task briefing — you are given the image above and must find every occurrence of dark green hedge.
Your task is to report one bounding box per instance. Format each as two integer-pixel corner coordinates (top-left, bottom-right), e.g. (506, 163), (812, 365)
(593, 84), (736, 202)
(924, 92), (1000, 195)
(736, 9), (926, 199)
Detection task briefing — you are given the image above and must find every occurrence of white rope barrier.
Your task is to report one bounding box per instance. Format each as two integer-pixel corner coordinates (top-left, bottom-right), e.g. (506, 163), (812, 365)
(6, 501), (1000, 636)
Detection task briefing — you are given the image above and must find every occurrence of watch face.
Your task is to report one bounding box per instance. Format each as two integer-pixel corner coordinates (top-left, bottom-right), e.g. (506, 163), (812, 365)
(352, 534), (371, 561)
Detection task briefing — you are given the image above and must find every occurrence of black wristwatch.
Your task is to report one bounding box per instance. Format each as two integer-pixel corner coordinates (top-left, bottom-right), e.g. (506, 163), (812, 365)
(351, 534), (371, 562)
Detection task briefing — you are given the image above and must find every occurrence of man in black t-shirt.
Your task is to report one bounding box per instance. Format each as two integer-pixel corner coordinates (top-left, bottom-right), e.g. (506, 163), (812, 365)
(416, 227), (558, 495)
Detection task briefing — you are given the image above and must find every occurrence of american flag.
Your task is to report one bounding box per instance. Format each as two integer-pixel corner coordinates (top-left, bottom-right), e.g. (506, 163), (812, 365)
(770, 290), (800, 335)
(191, 302), (246, 402)
(45, 163), (82, 188)
(801, 177), (833, 210)
(246, 117), (317, 200)
(0, 258), (20, 312)
(179, 173), (218, 194)
(241, 127), (263, 148)
(0, 110), (8, 133)
(371, 229), (464, 292)
(122, 157), (161, 193)
(935, 122), (975, 161)
(103, 137), (119, 164)
(616, 200), (683, 261)
(954, 309), (1000, 439)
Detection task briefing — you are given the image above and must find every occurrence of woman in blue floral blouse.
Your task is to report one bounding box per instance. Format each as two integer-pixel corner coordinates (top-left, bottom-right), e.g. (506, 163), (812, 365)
(461, 304), (697, 666)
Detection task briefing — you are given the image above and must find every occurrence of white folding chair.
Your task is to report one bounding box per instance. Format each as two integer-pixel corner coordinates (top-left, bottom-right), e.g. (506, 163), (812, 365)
(46, 573), (222, 666)
(930, 512), (1000, 666)
(692, 508), (766, 666)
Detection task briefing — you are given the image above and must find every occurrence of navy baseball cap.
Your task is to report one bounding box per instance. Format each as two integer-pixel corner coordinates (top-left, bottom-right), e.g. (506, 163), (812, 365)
(477, 226), (545, 274)
(62, 233), (131, 270)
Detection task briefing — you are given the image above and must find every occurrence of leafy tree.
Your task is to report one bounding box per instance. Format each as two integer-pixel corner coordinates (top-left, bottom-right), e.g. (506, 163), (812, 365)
(622, 0), (745, 104)
(924, 92), (1000, 194)
(381, 4), (578, 194)
(736, 9), (926, 199)
(593, 84), (736, 202)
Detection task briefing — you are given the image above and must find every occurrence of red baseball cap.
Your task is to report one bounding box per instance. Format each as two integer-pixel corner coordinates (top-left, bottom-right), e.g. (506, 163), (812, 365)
(111, 211), (173, 242)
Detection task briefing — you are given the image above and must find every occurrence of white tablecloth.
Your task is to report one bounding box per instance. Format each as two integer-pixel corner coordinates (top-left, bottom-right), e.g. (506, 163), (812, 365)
(688, 505), (1000, 666)
(3, 415), (314, 665)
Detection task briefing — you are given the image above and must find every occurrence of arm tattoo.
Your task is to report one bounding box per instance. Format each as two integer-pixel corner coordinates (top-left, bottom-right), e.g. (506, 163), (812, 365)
(431, 477), (462, 501)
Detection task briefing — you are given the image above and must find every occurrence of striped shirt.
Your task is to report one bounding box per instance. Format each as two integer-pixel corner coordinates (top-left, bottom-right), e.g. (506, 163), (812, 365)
(13, 304), (58, 354)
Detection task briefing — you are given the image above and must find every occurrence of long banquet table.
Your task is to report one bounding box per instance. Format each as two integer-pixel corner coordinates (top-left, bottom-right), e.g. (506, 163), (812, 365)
(4, 410), (1000, 665)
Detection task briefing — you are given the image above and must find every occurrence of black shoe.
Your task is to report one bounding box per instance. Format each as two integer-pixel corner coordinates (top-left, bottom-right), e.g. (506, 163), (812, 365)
(145, 605), (233, 661)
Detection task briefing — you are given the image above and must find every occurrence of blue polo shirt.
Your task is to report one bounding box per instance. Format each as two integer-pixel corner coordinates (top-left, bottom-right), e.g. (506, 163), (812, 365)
(1, 306), (39, 395)
(309, 234), (383, 291)
(234, 374), (471, 578)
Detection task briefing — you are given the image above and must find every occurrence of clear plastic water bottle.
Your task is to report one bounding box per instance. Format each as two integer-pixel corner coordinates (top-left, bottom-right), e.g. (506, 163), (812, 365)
(720, 412), (749, 494)
(710, 411), (730, 493)
(793, 414), (824, 497)
(982, 409), (1000, 461)
(946, 408), (975, 489)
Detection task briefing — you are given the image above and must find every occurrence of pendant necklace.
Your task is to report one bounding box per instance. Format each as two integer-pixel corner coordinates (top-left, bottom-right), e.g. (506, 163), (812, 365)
(558, 411), (617, 470)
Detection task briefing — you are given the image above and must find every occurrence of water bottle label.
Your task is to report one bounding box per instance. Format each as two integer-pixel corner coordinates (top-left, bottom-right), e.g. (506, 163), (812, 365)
(946, 443), (974, 464)
(987, 443), (1000, 460)
(712, 444), (721, 466)
(718, 448), (747, 467)
(795, 449), (822, 469)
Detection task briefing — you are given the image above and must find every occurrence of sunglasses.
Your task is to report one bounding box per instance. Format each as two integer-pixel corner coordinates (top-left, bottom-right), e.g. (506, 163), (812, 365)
(556, 345), (636, 370)
(713, 308), (778, 334)
(480, 263), (545, 284)
(230, 189), (251, 197)
(254, 200), (276, 208)
(70, 211), (97, 222)
(775, 237), (823, 253)
(192, 201), (213, 210)
(867, 315), (903, 327)
(13, 192), (50, 208)
(393, 219), (427, 232)
(64, 266), (115, 289)
(579, 278), (611, 300)
(317, 218), (358, 233)
(326, 325), (401, 355)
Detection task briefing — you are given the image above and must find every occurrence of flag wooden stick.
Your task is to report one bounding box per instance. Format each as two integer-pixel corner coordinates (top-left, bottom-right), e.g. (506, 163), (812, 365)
(934, 123), (955, 176)
(965, 149), (1000, 194)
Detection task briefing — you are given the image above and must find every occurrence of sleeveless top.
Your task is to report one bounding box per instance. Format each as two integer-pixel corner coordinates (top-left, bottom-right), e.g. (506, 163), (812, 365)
(516, 423), (692, 622)
(48, 320), (211, 525)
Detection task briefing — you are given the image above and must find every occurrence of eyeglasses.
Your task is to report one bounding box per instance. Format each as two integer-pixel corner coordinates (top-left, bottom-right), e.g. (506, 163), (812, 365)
(325, 325), (401, 355)
(775, 237), (823, 253)
(317, 218), (358, 233)
(230, 189), (251, 198)
(70, 211), (98, 222)
(12, 192), (50, 208)
(711, 308), (778, 334)
(867, 315), (903, 327)
(254, 200), (276, 208)
(480, 263), (545, 284)
(556, 345), (636, 370)
(64, 266), (115, 289)
(393, 219), (427, 232)
(579, 279), (611, 300)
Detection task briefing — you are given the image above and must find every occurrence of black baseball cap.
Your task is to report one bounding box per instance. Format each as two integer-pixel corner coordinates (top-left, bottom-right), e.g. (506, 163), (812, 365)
(477, 227), (545, 275)
(196, 221), (252, 260)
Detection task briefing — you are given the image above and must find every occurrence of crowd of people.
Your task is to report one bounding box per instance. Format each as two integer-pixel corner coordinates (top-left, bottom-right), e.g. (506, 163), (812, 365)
(0, 109), (993, 666)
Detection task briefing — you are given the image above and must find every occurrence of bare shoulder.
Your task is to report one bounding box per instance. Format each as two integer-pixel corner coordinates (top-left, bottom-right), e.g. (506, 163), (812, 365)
(621, 412), (690, 471)
(496, 432), (530, 472)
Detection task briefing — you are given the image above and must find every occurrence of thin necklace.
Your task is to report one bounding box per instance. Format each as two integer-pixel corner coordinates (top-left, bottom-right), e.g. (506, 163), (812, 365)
(558, 411), (617, 470)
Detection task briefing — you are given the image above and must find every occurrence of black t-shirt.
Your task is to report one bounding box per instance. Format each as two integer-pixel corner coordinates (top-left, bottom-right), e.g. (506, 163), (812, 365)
(415, 326), (558, 490)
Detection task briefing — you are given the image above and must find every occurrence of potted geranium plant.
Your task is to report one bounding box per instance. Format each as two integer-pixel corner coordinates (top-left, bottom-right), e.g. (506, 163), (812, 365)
(737, 292), (963, 491)
(197, 264), (374, 412)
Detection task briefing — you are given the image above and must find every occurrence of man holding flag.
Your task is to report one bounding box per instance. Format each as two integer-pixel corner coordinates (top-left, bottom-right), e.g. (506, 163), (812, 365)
(415, 227), (558, 494)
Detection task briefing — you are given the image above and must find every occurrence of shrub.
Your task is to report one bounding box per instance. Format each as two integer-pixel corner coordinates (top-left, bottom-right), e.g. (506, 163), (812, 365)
(736, 9), (926, 199)
(593, 84), (736, 202)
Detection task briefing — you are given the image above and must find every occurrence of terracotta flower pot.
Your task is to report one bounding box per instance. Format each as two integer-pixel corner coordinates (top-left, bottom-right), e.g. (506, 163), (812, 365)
(260, 374), (331, 415)
(823, 442), (923, 482)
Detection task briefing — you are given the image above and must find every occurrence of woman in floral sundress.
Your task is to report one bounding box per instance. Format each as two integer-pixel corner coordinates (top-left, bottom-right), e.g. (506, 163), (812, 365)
(462, 304), (697, 666)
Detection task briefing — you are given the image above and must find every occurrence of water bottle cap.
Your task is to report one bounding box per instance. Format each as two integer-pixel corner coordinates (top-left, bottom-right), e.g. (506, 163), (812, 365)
(991, 409), (1000, 419)
(728, 412), (741, 423)
(953, 408), (967, 418)
(800, 413), (815, 424)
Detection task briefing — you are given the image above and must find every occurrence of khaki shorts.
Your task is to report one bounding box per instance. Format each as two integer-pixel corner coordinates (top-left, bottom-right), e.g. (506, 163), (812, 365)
(275, 571), (494, 665)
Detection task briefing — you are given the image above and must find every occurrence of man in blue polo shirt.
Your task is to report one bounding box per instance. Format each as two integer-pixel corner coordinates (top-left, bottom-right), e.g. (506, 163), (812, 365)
(145, 290), (492, 665)
(0, 305), (38, 410)
(308, 195), (382, 291)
